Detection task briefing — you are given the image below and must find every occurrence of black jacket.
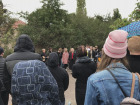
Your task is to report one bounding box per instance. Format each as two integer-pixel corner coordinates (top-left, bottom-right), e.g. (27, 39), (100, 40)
(72, 56), (96, 94)
(95, 49), (99, 55)
(41, 52), (47, 62)
(88, 50), (95, 58)
(48, 52), (69, 102)
(127, 55), (140, 73)
(3, 34), (42, 94)
(0, 56), (5, 91)
(57, 51), (62, 60)
(69, 52), (76, 61)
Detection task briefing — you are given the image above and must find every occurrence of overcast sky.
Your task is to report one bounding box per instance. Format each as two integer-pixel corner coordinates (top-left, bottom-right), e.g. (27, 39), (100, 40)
(2, 0), (138, 19)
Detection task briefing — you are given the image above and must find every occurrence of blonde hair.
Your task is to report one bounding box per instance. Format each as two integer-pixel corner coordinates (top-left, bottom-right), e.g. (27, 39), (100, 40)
(58, 48), (62, 52)
(71, 48), (74, 52)
(64, 48), (68, 52)
(97, 51), (129, 72)
(90, 46), (93, 49)
(42, 48), (45, 51)
(95, 46), (98, 48)
(128, 36), (140, 54)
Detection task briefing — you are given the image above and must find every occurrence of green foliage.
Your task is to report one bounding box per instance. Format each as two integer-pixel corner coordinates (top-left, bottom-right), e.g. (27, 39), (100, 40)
(76, 0), (87, 16)
(110, 18), (130, 30)
(19, 0), (72, 50)
(112, 8), (121, 20)
(18, 0), (115, 51)
(129, 0), (140, 21)
(3, 46), (13, 58)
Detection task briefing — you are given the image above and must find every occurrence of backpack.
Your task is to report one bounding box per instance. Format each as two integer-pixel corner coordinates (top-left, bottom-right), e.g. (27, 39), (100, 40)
(108, 70), (140, 105)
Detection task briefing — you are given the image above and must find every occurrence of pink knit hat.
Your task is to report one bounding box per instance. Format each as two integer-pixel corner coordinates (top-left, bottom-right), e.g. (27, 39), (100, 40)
(103, 30), (128, 58)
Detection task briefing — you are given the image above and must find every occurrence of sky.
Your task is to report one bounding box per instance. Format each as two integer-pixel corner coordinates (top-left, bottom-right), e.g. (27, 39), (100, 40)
(2, 0), (138, 20)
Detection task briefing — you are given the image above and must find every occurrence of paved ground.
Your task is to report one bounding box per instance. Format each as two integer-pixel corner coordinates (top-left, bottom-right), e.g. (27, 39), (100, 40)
(8, 70), (76, 105)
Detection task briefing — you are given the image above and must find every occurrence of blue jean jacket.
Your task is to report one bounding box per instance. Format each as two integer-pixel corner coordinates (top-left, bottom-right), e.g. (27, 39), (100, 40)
(84, 63), (140, 105)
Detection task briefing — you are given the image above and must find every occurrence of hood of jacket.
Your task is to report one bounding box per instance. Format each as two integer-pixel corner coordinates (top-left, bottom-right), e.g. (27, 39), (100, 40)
(76, 56), (91, 63)
(14, 34), (35, 52)
(47, 52), (59, 67)
(11, 60), (61, 105)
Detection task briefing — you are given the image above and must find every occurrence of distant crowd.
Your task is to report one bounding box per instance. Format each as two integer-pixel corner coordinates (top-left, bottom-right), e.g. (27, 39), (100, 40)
(41, 45), (102, 69)
(0, 30), (140, 105)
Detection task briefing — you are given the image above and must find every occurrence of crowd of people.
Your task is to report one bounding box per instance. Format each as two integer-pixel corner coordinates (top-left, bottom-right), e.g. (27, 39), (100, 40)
(0, 30), (140, 105)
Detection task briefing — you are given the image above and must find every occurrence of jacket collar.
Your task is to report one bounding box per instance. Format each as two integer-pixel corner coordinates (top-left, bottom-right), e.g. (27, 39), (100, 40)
(106, 62), (128, 71)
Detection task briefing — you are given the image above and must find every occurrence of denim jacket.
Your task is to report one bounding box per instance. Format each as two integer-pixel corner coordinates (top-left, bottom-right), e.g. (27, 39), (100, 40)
(84, 63), (140, 105)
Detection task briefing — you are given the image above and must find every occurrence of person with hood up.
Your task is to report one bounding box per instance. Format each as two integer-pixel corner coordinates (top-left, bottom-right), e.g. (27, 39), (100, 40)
(72, 46), (96, 105)
(47, 52), (69, 105)
(3, 34), (42, 105)
(11, 60), (61, 105)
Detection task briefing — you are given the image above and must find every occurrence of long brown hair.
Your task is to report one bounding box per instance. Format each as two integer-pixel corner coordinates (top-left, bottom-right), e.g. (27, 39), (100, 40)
(97, 51), (130, 72)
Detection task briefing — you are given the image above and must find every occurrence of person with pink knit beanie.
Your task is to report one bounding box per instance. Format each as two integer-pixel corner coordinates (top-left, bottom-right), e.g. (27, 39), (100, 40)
(84, 30), (140, 105)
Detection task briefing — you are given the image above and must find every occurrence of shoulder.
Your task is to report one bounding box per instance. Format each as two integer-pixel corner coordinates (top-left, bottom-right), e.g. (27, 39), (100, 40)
(6, 52), (41, 61)
(73, 62), (84, 68)
(88, 70), (111, 83)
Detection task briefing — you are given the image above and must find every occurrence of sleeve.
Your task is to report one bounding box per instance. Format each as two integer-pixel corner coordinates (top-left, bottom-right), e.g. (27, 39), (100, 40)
(60, 52), (62, 59)
(0, 79), (3, 90)
(40, 53), (43, 57)
(93, 51), (96, 58)
(74, 53), (77, 61)
(38, 54), (42, 61)
(63, 71), (69, 91)
(84, 77), (99, 105)
(3, 62), (11, 94)
(68, 53), (70, 61)
(68, 53), (69, 61)
(92, 62), (97, 73)
(72, 65), (77, 78)
(62, 53), (64, 63)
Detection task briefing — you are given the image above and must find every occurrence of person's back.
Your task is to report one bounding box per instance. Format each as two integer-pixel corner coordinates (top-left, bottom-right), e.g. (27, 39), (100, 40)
(72, 46), (96, 105)
(3, 34), (42, 104)
(85, 63), (140, 105)
(11, 60), (61, 105)
(47, 52), (69, 104)
(73, 60), (96, 91)
(84, 30), (140, 105)
(127, 36), (140, 73)
(0, 47), (9, 105)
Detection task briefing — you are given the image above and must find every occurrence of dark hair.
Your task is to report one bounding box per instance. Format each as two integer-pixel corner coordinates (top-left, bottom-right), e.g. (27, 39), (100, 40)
(49, 47), (52, 50)
(77, 46), (87, 57)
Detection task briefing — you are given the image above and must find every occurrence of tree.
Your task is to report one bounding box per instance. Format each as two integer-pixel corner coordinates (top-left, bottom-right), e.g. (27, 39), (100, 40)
(19, 0), (73, 49)
(112, 8), (121, 20)
(129, 0), (140, 21)
(110, 18), (130, 30)
(0, 0), (15, 35)
(76, 0), (87, 16)
(18, 0), (114, 51)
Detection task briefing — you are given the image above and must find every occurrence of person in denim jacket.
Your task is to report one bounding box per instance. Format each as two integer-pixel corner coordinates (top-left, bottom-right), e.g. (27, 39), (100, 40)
(84, 30), (140, 105)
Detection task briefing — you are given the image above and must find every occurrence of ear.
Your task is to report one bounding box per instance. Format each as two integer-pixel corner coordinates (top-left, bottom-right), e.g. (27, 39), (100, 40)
(1, 53), (4, 56)
(127, 48), (130, 51)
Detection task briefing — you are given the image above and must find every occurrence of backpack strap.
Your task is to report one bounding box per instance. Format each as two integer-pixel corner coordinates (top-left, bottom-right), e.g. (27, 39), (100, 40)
(135, 73), (140, 86)
(107, 69), (127, 97)
(130, 73), (135, 98)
